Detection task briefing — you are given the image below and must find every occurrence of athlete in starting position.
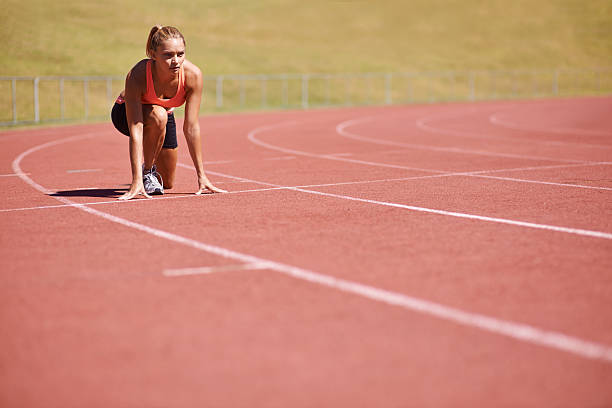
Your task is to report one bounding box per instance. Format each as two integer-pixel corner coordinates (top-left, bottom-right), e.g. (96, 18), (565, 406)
(111, 25), (226, 200)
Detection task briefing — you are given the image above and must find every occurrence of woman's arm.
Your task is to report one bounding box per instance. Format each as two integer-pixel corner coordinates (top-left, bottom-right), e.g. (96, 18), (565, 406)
(183, 62), (227, 194)
(118, 63), (151, 200)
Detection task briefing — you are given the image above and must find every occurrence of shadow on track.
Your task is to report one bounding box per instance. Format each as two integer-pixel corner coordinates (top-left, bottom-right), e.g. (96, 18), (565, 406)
(50, 188), (128, 198)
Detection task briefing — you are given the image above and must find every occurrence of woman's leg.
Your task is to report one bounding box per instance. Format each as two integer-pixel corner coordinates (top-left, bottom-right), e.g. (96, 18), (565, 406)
(142, 104), (168, 170)
(155, 148), (178, 189)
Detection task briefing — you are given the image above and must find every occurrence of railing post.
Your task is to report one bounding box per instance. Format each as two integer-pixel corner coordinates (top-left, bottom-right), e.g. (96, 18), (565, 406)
(468, 71), (475, 101)
(406, 74), (413, 103)
(261, 75), (267, 107)
(385, 73), (392, 105)
(281, 75), (288, 106)
(216, 76), (223, 108)
(5, 67), (612, 127)
(106, 77), (113, 108)
(240, 76), (246, 106)
(345, 75), (351, 106)
(301, 74), (309, 109)
(34, 77), (40, 123)
(84, 78), (89, 119)
(60, 78), (65, 120)
(11, 78), (17, 124)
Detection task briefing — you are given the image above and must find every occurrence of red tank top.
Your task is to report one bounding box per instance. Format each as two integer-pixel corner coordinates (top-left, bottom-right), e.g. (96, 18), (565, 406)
(140, 59), (186, 108)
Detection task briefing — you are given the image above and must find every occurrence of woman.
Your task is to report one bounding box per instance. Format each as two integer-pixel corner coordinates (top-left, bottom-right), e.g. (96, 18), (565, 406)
(111, 25), (226, 200)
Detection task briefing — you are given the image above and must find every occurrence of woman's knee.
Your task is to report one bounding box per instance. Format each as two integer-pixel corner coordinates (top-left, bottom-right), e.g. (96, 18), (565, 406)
(144, 105), (168, 130)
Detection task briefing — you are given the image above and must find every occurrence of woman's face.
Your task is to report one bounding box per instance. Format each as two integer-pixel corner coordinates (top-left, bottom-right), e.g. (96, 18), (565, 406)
(152, 38), (185, 74)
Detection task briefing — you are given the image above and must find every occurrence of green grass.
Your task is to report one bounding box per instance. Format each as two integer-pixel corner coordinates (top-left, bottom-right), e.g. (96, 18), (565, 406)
(1, 0), (611, 125)
(2, 0), (611, 76)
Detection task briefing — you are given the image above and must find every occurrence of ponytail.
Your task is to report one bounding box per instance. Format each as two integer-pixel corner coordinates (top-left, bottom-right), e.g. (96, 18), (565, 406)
(146, 25), (185, 57)
(146, 26), (162, 58)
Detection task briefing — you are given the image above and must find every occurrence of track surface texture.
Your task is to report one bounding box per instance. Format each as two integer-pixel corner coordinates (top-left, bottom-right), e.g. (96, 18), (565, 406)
(1, 97), (612, 407)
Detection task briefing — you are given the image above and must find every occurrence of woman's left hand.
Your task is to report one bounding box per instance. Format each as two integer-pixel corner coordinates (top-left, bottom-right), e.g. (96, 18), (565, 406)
(196, 177), (227, 195)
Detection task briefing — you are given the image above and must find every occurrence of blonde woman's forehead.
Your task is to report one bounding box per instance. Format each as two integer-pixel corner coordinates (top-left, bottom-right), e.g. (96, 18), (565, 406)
(157, 38), (185, 52)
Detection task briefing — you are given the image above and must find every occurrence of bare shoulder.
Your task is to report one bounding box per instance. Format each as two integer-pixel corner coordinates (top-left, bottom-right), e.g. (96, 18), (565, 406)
(183, 59), (203, 90)
(125, 59), (148, 87)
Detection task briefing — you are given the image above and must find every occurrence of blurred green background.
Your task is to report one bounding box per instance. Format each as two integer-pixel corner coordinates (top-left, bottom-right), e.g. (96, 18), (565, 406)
(1, 0), (611, 124)
(2, 0), (611, 75)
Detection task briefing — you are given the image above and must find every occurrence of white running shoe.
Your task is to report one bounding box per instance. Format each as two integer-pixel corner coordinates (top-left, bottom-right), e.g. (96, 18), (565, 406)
(143, 164), (164, 195)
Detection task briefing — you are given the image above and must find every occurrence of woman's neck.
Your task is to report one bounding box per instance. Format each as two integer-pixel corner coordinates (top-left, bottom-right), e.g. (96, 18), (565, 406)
(152, 60), (179, 83)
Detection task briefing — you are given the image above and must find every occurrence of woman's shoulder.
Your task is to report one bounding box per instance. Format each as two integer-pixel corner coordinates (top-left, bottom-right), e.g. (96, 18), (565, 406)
(126, 59), (149, 82)
(183, 59), (202, 84)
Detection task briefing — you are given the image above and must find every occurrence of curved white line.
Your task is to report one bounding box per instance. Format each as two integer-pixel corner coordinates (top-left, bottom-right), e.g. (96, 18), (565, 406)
(247, 121), (447, 174)
(416, 108), (611, 149)
(11, 130), (612, 364)
(337, 117), (612, 192)
(416, 116), (587, 163)
(490, 112), (612, 139)
(341, 117), (587, 163)
(247, 122), (612, 238)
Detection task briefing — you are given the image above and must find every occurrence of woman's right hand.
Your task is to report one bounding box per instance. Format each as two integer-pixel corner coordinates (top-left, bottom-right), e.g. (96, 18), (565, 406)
(118, 181), (152, 200)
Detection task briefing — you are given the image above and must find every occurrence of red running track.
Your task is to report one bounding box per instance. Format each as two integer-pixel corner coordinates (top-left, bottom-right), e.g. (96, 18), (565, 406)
(1, 97), (612, 407)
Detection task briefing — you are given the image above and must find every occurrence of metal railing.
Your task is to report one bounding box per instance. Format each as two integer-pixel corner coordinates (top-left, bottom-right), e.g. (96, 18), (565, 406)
(1, 68), (611, 126)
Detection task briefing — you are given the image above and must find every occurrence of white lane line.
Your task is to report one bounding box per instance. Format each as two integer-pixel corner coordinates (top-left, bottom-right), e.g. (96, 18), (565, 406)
(264, 156), (296, 161)
(164, 262), (270, 277)
(204, 159), (612, 193)
(204, 160), (234, 165)
(0, 174), (514, 214)
(336, 118), (612, 191)
(0, 203), (92, 213)
(207, 168), (612, 241)
(341, 117), (587, 164)
(249, 121), (607, 189)
(4, 159), (610, 216)
(413, 107), (612, 149)
(12, 132), (612, 363)
(66, 169), (102, 174)
(0, 203), (74, 212)
(326, 152), (354, 157)
(0, 173), (30, 177)
(247, 121), (449, 174)
(3, 161), (610, 215)
(236, 119), (607, 195)
(0, 187), (284, 213)
(476, 161), (612, 174)
(473, 174), (612, 191)
(489, 112), (612, 140)
(246, 125), (610, 239)
(301, 189), (612, 239)
(250, 119), (612, 193)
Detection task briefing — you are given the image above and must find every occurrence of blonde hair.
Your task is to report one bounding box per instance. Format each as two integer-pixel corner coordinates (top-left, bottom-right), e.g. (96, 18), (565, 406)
(146, 25), (185, 58)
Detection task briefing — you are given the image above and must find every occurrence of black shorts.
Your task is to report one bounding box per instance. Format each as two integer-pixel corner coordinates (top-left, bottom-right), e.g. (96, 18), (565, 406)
(111, 102), (178, 149)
